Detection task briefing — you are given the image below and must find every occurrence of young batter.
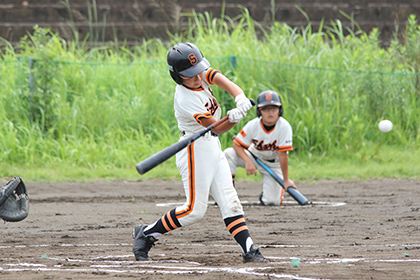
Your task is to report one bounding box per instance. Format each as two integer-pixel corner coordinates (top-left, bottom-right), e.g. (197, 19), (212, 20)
(133, 42), (265, 263)
(224, 90), (296, 206)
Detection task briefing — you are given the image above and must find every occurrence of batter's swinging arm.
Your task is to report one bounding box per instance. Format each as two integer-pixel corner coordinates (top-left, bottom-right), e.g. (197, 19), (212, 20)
(248, 150), (309, 205)
(136, 99), (255, 175)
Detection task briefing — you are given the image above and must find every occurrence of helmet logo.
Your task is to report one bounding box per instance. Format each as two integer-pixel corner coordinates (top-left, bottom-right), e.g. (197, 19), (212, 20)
(188, 53), (198, 65)
(265, 92), (273, 101)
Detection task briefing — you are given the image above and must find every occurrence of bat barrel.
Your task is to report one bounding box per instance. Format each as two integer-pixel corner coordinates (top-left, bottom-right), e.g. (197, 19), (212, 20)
(287, 187), (309, 205)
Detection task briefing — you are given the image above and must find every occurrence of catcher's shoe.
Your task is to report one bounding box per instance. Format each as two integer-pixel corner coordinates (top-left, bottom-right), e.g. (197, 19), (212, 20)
(132, 224), (158, 261)
(259, 192), (265, 205)
(243, 244), (266, 263)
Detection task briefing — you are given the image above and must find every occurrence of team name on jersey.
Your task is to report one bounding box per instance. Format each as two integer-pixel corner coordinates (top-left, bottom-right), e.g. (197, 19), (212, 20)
(252, 139), (278, 151)
(205, 97), (219, 116)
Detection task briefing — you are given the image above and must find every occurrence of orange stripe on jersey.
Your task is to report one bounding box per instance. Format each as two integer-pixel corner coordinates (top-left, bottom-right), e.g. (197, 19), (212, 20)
(176, 143), (196, 219)
(194, 112), (213, 125)
(239, 129), (246, 137)
(231, 225), (249, 237)
(233, 136), (249, 149)
(227, 217), (245, 231)
(206, 68), (221, 84)
(278, 145), (293, 152)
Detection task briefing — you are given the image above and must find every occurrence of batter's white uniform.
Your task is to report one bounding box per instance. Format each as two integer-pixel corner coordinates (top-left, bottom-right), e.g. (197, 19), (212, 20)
(224, 116), (293, 205)
(174, 68), (244, 226)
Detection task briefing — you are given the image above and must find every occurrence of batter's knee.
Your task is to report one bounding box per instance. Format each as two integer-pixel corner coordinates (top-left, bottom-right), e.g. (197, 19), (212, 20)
(178, 203), (207, 226)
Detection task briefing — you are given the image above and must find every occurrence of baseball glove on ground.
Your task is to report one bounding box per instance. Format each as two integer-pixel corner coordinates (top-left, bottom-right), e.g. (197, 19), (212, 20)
(0, 176), (29, 222)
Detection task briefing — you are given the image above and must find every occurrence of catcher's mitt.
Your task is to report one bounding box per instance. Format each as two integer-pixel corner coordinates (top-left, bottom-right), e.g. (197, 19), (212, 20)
(0, 176), (29, 222)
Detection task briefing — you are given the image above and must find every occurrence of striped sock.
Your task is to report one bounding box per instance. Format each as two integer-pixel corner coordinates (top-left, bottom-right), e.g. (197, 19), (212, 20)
(144, 209), (182, 237)
(224, 214), (253, 253)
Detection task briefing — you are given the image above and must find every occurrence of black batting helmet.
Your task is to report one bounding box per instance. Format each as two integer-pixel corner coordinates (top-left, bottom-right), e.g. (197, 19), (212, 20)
(256, 90), (283, 117)
(167, 42), (210, 84)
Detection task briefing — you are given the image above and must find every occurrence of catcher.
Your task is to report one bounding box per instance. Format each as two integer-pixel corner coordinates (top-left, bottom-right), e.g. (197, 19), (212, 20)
(224, 90), (295, 206)
(0, 176), (29, 222)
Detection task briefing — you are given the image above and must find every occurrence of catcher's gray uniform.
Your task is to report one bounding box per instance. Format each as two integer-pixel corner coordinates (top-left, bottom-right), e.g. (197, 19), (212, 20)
(224, 116), (293, 205)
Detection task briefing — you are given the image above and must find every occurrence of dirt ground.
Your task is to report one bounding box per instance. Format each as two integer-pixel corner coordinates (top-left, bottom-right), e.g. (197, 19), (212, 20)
(1, 178), (419, 280)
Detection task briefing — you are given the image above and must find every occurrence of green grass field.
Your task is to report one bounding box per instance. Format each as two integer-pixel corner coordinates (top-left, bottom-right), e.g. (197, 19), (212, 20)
(1, 11), (419, 182)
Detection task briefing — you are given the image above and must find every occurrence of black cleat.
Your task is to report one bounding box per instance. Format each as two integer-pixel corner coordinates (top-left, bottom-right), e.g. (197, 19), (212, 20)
(132, 224), (158, 261)
(243, 245), (266, 263)
(259, 192), (265, 205)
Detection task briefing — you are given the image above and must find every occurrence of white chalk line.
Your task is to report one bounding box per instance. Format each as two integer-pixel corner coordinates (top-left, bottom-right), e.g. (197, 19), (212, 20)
(0, 257), (322, 280)
(2, 253), (419, 280)
(156, 200), (346, 207)
(1, 242), (418, 279)
(2, 242), (419, 250)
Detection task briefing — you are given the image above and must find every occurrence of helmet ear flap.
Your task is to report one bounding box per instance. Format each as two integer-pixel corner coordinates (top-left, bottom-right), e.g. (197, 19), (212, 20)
(256, 107), (261, 118)
(170, 71), (183, 85)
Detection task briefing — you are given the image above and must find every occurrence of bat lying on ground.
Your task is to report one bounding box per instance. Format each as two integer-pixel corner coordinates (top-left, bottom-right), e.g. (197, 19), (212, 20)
(136, 99), (256, 175)
(247, 150), (309, 205)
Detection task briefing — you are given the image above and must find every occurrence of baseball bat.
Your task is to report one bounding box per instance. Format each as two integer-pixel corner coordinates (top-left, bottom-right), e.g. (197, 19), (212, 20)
(136, 116), (228, 175)
(248, 151), (309, 205)
(136, 99), (256, 175)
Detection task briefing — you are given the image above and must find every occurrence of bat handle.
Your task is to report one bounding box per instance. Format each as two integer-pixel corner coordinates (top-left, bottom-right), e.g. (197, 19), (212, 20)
(210, 115), (229, 130)
(210, 98), (255, 130)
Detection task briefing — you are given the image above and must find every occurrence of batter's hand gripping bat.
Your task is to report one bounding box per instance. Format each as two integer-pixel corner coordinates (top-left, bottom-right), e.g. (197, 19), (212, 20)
(248, 150), (309, 205)
(136, 99), (255, 175)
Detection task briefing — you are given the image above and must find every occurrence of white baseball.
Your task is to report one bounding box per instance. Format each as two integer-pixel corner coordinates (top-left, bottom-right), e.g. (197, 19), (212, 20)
(378, 120), (393, 133)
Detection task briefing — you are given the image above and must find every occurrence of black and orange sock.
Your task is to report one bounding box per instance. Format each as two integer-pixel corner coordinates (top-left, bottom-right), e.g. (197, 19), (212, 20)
(232, 174), (236, 187)
(144, 209), (182, 236)
(224, 214), (251, 253)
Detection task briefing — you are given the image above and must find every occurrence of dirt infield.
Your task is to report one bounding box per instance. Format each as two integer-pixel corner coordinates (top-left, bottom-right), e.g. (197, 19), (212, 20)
(1, 178), (419, 279)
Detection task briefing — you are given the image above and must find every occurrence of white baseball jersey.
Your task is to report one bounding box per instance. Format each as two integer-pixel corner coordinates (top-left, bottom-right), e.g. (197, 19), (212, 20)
(225, 116), (293, 206)
(173, 68), (244, 226)
(233, 116), (293, 160)
(174, 68), (221, 135)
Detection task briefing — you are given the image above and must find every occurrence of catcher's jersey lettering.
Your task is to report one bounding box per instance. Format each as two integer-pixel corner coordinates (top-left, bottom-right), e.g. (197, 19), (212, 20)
(252, 139), (278, 151)
(233, 116), (293, 160)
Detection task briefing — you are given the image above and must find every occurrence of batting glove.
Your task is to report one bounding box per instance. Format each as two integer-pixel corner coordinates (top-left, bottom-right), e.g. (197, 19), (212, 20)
(235, 93), (253, 112)
(227, 108), (246, 123)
